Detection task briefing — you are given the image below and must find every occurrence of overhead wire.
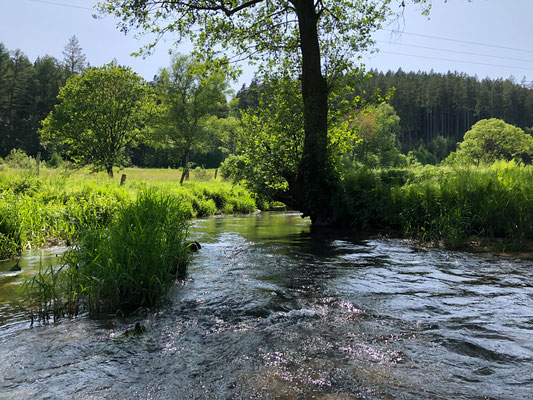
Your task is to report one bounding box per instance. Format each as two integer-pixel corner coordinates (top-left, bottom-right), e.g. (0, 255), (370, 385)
(12, 0), (533, 76)
(24, 0), (94, 11)
(381, 28), (533, 54)
(376, 50), (533, 72)
(376, 41), (533, 64)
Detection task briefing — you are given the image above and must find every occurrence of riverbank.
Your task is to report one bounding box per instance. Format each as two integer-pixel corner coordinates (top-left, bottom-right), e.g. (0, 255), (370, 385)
(339, 160), (533, 251)
(0, 166), (264, 260)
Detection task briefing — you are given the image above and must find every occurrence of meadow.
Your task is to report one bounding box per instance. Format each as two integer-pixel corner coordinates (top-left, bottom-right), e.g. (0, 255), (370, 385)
(0, 165), (258, 261)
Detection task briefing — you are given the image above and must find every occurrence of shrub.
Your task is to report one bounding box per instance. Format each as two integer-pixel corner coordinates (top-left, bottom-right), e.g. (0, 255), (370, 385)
(5, 148), (35, 170)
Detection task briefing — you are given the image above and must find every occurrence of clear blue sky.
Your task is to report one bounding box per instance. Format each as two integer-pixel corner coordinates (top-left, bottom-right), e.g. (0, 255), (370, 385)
(1, 0), (532, 89)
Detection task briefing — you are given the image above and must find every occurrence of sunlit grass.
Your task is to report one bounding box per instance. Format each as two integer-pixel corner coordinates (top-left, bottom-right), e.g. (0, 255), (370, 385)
(343, 160), (533, 249)
(0, 166), (256, 260)
(25, 191), (191, 320)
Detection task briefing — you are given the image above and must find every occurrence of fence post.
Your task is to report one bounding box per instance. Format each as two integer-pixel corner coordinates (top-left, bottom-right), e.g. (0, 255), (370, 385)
(120, 174), (127, 186)
(36, 152), (41, 176)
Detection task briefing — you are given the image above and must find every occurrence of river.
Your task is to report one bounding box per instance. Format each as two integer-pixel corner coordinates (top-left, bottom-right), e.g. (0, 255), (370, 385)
(0, 212), (532, 399)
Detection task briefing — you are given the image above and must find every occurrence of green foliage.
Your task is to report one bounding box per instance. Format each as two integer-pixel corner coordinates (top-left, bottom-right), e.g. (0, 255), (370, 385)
(406, 136), (457, 166)
(235, 76), (304, 195)
(5, 148), (35, 170)
(0, 167), (258, 260)
(353, 70), (533, 155)
(47, 151), (63, 168)
(347, 103), (406, 168)
(339, 161), (533, 249)
(407, 144), (438, 166)
(97, 0), (399, 80)
(26, 191), (191, 320)
(40, 63), (156, 177)
(446, 119), (533, 165)
(151, 54), (229, 174)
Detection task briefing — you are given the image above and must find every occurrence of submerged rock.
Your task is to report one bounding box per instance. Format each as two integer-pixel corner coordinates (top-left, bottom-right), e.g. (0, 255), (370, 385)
(117, 322), (147, 339)
(9, 262), (21, 272)
(187, 241), (201, 252)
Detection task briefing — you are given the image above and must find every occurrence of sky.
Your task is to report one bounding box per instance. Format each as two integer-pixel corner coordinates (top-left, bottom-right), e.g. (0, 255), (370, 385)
(1, 0), (532, 90)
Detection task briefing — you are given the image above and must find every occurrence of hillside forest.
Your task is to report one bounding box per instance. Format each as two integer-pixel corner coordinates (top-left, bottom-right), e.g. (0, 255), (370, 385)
(1, 38), (533, 172)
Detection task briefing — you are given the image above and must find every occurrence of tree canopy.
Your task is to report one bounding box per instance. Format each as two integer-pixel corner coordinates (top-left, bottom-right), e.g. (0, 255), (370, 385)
(40, 63), (156, 176)
(152, 54), (229, 182)
(98, 0), (430, 225)
(446, 119), (533, 165)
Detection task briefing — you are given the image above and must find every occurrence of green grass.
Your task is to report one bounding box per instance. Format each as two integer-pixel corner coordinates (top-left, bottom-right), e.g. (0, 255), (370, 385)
(25, 191), (191, 320)
(340, 160), (533, 250)
(0, 166), (259, 260)
(1, 165), (260, 320)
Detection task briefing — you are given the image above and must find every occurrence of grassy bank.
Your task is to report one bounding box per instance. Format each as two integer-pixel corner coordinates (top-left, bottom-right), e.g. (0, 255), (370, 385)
(25, 191), (192, 320)
(340, 160), (533, 250)
(0, 166), (258, 260)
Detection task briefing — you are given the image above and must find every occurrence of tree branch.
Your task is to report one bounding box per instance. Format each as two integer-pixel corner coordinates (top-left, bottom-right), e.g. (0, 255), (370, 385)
(160, 0), (265, 17)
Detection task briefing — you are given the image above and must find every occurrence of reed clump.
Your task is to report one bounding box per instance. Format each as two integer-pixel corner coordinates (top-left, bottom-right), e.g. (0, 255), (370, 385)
(25, 191), (191, 321)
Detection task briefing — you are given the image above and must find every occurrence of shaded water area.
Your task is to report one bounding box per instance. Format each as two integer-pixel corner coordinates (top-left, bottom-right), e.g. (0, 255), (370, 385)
(1, 212), (532, 399)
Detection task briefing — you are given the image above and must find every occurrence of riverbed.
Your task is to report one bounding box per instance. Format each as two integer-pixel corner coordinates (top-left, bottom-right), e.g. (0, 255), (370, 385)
(0, 212), (532, 399)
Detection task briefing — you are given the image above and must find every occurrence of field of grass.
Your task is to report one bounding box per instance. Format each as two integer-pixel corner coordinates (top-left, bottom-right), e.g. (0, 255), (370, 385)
(0, 165), (258, 260)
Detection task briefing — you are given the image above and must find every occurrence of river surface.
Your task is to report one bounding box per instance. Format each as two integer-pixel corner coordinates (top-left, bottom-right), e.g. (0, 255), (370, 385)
(0, 212), (532, 399)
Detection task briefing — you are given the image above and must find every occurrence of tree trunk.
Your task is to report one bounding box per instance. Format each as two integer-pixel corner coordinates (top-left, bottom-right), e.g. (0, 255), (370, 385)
(107, 165), (114, 178)
(180, 148), (190, 185)
(291, 0), (339, 226)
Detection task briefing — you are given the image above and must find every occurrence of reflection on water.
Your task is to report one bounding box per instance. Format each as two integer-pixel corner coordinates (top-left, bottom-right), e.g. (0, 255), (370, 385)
(0, 246), (68, 331)
(0, 212), (532, 398)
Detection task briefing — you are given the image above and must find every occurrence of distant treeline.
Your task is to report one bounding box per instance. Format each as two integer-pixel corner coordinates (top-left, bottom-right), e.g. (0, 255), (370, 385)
(0, 43), (66, 159)
(2, 36), (532, 166)
(352, 69), (533, 150)
(238, 70), (533, 152)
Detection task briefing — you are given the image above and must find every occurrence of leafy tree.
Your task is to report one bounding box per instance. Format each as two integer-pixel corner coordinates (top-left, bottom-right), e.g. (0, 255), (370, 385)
(204, 115), (241, 157)
(349, 103), (405, 168)
(98, 0), (431, 225)
(40, 63), (156, 177)
(232, 76), (304, 201)
(446, 119), (533, 165)
(152, 54), (228, 183)
(62, 35), (88, 77)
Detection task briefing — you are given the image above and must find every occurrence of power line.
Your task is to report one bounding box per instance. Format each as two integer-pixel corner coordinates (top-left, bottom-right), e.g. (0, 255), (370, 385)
(24, 0), (94, 11)
(377, 41), (533, 64)
(382, 29), (533, 54)
(376, 50), (533, 72)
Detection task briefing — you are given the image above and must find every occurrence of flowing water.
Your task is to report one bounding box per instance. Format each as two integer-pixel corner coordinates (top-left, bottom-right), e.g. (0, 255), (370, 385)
(0, 212), (532, 399)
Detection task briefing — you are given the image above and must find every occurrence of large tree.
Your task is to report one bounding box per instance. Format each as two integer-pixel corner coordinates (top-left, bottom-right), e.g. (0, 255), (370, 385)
(40, 63), (156, 177)
(446, 119), (533, 165)
(152, 54), (228, 183)
(99, 0), (429, 224)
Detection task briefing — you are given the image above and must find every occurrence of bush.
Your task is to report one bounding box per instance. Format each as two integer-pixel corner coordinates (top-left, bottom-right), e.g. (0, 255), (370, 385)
(5, 148), (35, 170)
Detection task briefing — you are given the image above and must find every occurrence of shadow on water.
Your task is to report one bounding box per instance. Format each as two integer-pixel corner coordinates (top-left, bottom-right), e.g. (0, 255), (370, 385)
(0, 212), (532, 399)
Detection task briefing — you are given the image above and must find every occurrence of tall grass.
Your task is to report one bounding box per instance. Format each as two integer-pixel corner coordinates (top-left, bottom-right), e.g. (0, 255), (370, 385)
(0, 168), (258, 260)
(25, 191), (191, 320)
(340, 161), (533, 249)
